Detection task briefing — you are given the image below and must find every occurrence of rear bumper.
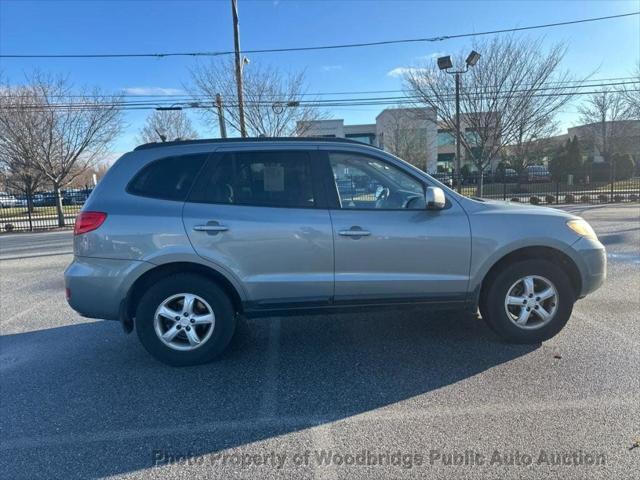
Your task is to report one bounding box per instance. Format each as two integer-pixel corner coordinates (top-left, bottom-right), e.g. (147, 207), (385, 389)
(572, 237), (606, 297)
(64, 256), (147, 320)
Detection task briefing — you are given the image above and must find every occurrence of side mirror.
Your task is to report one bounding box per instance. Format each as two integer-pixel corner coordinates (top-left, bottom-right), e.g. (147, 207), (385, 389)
(425, 186), (446, 210)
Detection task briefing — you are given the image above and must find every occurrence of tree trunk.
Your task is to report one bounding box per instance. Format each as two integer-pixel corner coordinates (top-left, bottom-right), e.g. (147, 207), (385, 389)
(476, 170), (485, 197)
(53, 182), (65, 227)
(26, 186), (35, 215)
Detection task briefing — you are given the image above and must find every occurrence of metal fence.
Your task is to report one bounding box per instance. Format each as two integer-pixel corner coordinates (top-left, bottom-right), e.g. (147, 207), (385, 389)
(2, 174), (639, 233)
(1, 189), (91, 233)
(432, 172), (640, 205)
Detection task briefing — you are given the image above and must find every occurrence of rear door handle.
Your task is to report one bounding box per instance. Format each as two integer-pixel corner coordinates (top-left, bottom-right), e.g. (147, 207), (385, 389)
(338, 227), (371, 237)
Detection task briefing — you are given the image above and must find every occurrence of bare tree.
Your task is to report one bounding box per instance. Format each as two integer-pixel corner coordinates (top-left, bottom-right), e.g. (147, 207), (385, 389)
(0, 73), (122, 226)
(137, 110), (198, 144)
(0, 81), (47, 214)
(620, 61), (640, 120)
(189, 58), (327, 137)
(404, 36), (579, 195)
(507, 111), (559, 173)
(578, 88), (633, 162)
(0, 153), (45, 215)
(67, 161), (111, 188)
(377, 108), (431, 170)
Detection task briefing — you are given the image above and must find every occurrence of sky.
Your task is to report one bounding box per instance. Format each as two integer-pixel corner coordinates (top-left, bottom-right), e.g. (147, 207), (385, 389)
(1, 0), (639, 156)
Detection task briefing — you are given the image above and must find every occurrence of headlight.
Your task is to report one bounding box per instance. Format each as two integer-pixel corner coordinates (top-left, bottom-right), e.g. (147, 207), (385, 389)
(567, 219), (598, 240)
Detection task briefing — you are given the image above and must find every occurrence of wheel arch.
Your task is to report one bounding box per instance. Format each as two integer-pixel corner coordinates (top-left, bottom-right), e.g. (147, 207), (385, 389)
(123, 262), (244, 331)
(477, 246), (582, 310)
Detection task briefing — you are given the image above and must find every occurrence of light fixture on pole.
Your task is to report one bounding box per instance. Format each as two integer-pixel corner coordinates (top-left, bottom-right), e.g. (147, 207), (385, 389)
(437, 50), (481, 192)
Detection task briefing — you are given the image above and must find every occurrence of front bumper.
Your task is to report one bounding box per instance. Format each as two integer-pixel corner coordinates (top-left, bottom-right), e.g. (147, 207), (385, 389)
(572, 237), (606, 297)
(64, 256), (148, 320)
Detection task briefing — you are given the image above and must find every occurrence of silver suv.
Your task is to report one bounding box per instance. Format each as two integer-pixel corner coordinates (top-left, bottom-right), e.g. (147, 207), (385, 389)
(65, 138), (606, 366)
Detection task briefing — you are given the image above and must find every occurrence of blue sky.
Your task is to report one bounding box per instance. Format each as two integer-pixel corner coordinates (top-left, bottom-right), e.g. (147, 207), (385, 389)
(1, 0), (639, 155)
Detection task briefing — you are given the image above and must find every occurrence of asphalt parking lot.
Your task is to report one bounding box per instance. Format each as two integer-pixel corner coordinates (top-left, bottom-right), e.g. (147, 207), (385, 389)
(0, 204), (638, 479)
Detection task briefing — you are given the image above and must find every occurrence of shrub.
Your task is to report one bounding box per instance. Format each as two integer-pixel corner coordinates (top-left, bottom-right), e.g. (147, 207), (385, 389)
(580, 195), (591, 203)
(564, 194), (575, 204)
(598, 194), (609, 203)
(529, 196), (541, 205)
(510, 197), (520, 202)
(613, 194), (624, 203)
(4, 223), (14, 232)
(612, 153), (635, 180)
(545, 195), (556, 204)
(629, 194), (639, 202)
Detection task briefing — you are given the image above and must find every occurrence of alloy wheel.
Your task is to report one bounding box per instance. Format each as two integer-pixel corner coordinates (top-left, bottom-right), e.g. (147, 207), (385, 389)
(153, 293), (216, 351)
(504, 275), (558, 330)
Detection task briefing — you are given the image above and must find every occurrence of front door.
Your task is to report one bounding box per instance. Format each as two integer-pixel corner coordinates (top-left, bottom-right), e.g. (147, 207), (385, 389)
(323, 150), (471, 303)
(183, 148), (334, 307)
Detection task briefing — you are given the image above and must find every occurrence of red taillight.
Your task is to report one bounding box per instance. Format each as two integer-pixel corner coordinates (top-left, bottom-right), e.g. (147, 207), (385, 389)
(74, 211), (107, 235)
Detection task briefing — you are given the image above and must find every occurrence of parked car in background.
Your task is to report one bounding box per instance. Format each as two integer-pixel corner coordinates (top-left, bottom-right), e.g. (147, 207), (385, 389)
(495, 168), (518, 183)
(33, 193), (59, 207)
(65, 137), (606, 366)
(0, 192), (19, 208)
(62, 189), (91, 206)
(526, 165), (551, 182)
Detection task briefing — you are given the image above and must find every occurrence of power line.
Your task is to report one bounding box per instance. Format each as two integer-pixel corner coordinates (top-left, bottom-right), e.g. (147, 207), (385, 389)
(4, 79), (638, 104)
(1, 12), (637, 59)
(4, 87), (638, 111)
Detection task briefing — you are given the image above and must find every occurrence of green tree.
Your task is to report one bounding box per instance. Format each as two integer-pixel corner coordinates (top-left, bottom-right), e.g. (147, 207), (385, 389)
(549, 136), (582, 182)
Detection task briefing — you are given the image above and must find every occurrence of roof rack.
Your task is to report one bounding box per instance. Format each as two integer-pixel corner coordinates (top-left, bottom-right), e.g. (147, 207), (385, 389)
(134, 136), (368, 151)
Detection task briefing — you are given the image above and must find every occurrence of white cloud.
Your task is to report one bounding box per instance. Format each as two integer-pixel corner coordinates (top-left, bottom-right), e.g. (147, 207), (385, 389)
(415, 52), (445, 61)
(321, 65), (342, 72)
(122, 87), (184, 96)
(387, 67), (428, 78)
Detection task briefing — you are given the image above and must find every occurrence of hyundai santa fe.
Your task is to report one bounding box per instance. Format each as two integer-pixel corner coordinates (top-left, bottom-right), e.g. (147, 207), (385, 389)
(65, 138), (606, 366)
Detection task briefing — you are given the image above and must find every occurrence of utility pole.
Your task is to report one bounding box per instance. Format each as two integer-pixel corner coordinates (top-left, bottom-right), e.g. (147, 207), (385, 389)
(231, 0), (247, 137)
(455, 72), (462, 193)
(215, 94), (228, 138)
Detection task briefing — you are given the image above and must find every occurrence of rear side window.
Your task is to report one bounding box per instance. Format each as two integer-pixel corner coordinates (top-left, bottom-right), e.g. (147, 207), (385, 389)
(189, 151), (316, 208)
(127, 154), (207, 201)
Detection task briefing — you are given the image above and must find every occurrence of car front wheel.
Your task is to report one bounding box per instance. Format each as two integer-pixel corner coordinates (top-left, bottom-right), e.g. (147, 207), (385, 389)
(481, 259), (575, 343)
(135, 273), (236, 366)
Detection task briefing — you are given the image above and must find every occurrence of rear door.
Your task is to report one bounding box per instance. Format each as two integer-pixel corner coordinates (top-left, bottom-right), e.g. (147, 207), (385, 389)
(183, 147), (334, 308)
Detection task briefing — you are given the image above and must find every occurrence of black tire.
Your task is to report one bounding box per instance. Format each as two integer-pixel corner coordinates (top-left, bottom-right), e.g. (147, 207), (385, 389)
(135, 273), (236, 366)
(481, 259), (575, 344)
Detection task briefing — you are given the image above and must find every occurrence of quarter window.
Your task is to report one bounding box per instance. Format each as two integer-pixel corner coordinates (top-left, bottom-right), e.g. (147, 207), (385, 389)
(127, 154), (208, 201)
(189, 151), (316, 208)
(329, 152), (424, 210)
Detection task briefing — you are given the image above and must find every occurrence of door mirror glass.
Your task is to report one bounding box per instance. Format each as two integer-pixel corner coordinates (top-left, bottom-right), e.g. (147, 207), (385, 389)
(425, 186), (446, 210)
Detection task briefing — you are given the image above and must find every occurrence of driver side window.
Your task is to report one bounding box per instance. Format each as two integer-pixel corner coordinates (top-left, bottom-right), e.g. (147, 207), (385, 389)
(329, 152), (424, 209)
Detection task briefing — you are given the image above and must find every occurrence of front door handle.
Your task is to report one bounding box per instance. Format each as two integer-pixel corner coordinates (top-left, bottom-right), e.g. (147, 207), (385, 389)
(193, 222), (228, 233)
(338, 227), (371, 237)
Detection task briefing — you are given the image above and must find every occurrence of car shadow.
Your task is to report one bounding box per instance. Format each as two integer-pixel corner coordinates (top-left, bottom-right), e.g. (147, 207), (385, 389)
(0, 310), (538, 478)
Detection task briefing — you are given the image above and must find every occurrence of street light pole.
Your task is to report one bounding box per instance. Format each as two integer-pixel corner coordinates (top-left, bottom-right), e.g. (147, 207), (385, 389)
(454, 72), (462, 193)
(231, 0), (247, 137)
(437, 51), (480, 193)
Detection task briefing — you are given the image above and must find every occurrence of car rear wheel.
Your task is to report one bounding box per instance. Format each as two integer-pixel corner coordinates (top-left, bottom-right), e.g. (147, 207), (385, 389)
(481, 259), (575, 343)
(135, 273), (236, 366)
